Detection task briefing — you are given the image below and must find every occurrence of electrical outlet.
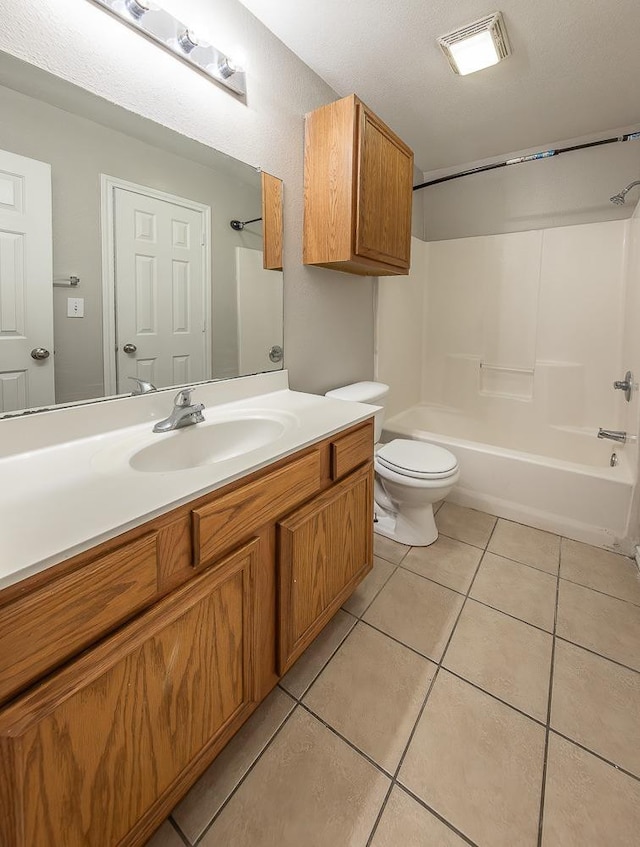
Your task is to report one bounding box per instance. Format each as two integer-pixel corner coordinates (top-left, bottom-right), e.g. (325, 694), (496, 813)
(67, 297), (85, 318)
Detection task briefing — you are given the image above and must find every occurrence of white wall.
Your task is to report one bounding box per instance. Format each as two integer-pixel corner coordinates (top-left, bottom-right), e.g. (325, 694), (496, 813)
(420, 129), (640, 242)
(0, 0), (375, 395)
(376, 238), (427, 418)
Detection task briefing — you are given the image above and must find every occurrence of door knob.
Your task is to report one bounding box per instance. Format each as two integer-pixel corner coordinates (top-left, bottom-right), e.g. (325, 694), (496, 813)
(123, 343), (137, 354)
(30, 347), (50, 360)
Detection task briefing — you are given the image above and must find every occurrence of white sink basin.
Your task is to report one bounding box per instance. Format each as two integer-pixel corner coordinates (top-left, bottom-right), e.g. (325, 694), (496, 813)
(129, 415), (289, 472)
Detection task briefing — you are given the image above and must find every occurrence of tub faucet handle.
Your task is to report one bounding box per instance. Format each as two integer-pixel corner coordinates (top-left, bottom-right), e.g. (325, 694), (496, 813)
(613, 371), (633, 402)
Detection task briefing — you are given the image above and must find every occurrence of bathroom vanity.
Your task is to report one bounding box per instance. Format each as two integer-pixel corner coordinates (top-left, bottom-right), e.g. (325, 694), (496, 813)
(0, 373), (374, 847)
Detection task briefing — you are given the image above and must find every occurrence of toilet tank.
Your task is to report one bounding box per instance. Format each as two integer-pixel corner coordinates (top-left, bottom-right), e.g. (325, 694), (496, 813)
(325, 381), (389, 441)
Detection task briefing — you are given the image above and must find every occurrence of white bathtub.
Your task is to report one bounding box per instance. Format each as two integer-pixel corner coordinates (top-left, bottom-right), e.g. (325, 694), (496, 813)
(383, 405), (636, 553)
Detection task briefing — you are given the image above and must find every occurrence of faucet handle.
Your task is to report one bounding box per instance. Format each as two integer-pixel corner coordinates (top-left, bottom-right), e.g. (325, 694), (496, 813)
(174, 388), (196, 407)
(129, 377), (157, 395)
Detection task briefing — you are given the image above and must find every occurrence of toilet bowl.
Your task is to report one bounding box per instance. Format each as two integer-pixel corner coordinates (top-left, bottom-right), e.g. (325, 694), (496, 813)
(325, 382), (459, 546)
(374, 439), (459, 546)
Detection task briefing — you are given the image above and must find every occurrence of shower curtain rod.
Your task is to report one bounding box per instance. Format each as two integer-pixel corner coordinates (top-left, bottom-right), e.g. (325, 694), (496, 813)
(412, 131), (640, 191)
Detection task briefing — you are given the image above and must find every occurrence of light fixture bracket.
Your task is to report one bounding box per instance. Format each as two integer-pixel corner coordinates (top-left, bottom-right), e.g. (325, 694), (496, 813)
(88, 0), (246, 95)
(439, 11), (511, 76)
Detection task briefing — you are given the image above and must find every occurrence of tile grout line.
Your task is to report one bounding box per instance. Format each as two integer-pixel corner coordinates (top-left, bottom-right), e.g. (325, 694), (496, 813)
(553, 634), (640, 677)
(549, 726), (640, 782)
(169, 514), (635, 847)
(358, 616), (548, 728)
(278, 609), (359, 702)
(364, 519), (501, 847)
(388, 557), (557, 636)
(344, 562), (398, 620)
(557, 574), (640, 608)
(536, 546), (561, 847)
(549, 728), (640, 784)
(185, 703), (298, 847)
(168, 816), (191, 847)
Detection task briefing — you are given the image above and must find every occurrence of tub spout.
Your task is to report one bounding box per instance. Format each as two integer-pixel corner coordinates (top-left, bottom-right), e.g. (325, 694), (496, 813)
(598, 428), (627, 443)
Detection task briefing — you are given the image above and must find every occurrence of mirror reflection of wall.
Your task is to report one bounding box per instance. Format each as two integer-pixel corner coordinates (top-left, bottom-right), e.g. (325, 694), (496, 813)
(0, 55), (284, 415)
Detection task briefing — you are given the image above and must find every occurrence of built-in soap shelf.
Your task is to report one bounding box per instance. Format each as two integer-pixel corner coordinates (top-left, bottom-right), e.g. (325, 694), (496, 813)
(479, 361), (534, 400)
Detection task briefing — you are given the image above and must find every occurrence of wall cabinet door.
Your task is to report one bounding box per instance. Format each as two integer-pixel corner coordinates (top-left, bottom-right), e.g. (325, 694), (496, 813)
(0, 540), (258, 847)
(355, 104), (413, 270)
(278, 463), (373, 674)
(303, 94), (413, 277)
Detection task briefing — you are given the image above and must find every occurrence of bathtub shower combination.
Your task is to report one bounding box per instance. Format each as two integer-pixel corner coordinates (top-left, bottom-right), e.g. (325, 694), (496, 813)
(384, 403), (635, 550)
(377, 211), (640, 553)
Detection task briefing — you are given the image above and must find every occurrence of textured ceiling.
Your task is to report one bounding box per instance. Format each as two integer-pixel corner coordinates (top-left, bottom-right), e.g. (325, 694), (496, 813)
(236, 0), (640, 173)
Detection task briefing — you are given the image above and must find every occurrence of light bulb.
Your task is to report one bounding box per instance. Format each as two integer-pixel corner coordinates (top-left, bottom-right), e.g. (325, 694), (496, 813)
(124, 0), (150, 20)
(217, 57), (240, 79)
(177, 29), (199, 54)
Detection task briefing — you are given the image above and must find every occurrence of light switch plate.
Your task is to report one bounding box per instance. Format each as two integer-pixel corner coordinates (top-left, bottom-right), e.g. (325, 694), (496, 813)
(67, 297), (84, 318)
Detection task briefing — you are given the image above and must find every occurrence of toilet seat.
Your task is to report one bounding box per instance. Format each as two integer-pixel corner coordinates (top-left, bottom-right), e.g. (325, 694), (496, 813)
(376, 439), (458, 480)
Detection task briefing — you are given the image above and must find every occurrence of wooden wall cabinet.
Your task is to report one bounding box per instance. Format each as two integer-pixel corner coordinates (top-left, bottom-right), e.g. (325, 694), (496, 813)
(0, 419), (374, 847)
(303, 94), (414, 276)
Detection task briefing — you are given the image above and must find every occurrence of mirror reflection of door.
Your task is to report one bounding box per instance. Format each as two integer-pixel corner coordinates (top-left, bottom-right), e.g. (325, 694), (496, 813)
(0, 149), (54, 413)
(107, 180), (211, 394)
(236, 247), (284, 375)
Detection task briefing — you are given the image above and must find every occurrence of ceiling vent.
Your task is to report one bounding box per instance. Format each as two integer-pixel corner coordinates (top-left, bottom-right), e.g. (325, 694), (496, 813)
(438, 11), (511, 76)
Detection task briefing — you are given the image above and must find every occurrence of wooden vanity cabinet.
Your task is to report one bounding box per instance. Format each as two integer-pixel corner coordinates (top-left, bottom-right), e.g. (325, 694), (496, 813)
(303, 94), (414, 276)
(0, 418), (374, 847)
(278, 461), (373, 674)
(0, 541), (258, 847)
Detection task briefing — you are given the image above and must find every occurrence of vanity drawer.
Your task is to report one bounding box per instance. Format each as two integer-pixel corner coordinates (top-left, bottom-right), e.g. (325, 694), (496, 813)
(330, 420), (374, 480)
(192, 449), (322, 567)
(0, 533), (159, 704)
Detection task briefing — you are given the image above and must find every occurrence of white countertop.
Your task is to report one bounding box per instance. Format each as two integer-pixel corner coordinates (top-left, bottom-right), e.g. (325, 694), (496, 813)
(0, 372), (376, 591)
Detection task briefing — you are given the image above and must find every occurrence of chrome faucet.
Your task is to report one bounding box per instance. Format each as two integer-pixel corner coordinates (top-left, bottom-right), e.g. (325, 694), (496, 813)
(153, 388), (205, 433)
(613, 370), (633, 402)
(597, 428), (627, 444)
(129, 377), (157, 395)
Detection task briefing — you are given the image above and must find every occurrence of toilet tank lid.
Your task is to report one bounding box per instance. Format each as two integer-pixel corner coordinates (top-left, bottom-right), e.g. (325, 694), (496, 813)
(325, 381), (389, 404)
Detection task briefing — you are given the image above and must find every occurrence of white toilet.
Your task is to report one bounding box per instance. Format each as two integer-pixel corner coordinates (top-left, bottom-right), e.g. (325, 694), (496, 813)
(325, 382), (459, 546)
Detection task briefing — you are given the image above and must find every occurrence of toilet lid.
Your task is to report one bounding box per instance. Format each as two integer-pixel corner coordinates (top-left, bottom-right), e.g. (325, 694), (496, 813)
(376, 439), (458, 479)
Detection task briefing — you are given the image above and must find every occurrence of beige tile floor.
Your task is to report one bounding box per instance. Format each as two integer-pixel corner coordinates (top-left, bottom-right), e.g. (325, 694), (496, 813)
(147, 503), (640, 847)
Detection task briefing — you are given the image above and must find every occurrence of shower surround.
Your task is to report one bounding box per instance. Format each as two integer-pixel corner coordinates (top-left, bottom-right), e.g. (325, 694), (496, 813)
(377, 214), (640, 552)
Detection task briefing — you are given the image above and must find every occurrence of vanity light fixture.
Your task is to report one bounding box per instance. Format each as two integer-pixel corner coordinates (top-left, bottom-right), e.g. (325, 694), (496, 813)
(438, 11), (511, 76)
(88, 0), (246, 95)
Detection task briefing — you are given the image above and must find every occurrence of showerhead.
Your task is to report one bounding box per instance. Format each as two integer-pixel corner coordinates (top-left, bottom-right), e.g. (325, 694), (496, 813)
(610, 180), (640, 205)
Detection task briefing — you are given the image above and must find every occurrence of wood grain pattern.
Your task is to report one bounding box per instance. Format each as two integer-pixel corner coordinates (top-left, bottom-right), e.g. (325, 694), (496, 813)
(0, 539), (258, 847)
(261, 172), (284, 271)
(278, 462), (374, 673)
(192, 448), (322, 567)
(303, 94), (357, 265)
(156, 516), (193, 593)
(355, 103), (413, 269)
(331, 420), (374, 480)
(303, 93), (413, 276)
(0, 533), (158, 706)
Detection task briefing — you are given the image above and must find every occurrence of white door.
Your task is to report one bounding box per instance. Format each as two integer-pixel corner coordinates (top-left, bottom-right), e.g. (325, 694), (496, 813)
(113, 187), (209, 393)
(0, 149), (54, 413)
(236, 247), (284, 374)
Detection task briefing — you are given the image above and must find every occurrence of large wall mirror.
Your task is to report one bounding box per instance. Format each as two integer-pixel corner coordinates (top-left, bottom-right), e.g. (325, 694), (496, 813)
(0, 52), (284, 418)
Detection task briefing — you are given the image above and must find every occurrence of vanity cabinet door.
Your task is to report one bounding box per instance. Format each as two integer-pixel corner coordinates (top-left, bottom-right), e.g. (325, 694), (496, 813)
(278, 463), (373, 674)
(0, 539), (258, 847)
